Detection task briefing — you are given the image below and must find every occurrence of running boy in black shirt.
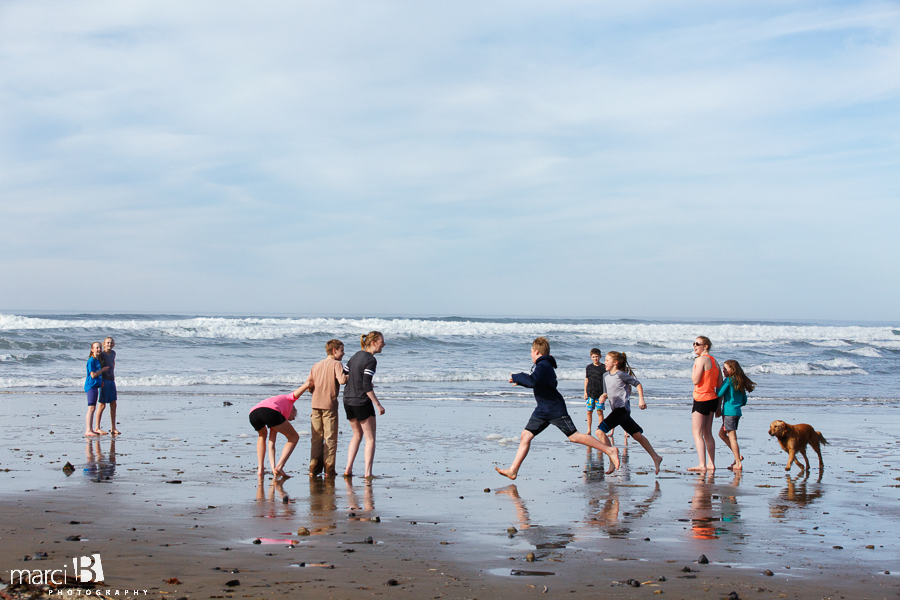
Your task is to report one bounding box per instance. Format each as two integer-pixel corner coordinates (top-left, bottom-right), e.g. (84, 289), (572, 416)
(496, 337), (620, 480)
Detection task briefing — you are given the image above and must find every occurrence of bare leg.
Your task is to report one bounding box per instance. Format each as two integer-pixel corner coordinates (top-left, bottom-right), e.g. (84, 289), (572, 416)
(568, 432), (619, 474)
(256, 428), (268, 477)
(631, 432), (663, 475)
(94, 403), (108, 434)
(110, 401), (119, 435)
(689, 411), (709, 471)
(85, 406), (97, 436)
(586, 411), (593, 436)
(726, 431), (742, 470)
(496, 430), (534, 480)
(701, 413), (716, 470)
(273, 421), (299, 477)
(344, 419), (364, 477)
(359, 416), (377, 478)
(267, 433), (278, 475)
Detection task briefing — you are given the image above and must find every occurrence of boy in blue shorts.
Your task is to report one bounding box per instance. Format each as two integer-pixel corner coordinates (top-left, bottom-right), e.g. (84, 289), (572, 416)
(583, 348), (607, 438)
(496, 337), (620, 480)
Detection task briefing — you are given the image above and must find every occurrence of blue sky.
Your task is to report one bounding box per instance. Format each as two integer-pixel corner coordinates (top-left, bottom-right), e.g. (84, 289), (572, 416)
(1, 1), (898, 320)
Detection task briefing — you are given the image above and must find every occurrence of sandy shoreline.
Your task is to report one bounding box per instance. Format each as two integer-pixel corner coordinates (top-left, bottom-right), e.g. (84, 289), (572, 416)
(2, 391), (899, 598)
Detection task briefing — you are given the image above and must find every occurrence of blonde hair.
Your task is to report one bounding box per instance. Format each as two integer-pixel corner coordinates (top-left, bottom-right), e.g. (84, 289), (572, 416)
(360, 331), (383, 350)
(325, 339), (344, 355)
(532, 336), (550, 356)
(88, 342), (101, 359)
(607, 351), (635, 376)
(695, 335), (712, 350)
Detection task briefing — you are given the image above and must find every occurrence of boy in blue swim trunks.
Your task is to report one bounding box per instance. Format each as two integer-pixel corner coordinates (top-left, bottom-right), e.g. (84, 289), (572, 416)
(584, 348), (607, 438)
(496, 337), (620, 480)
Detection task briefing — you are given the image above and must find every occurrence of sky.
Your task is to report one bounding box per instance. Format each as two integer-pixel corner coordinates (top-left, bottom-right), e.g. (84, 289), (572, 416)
(1, 1), (898, 321)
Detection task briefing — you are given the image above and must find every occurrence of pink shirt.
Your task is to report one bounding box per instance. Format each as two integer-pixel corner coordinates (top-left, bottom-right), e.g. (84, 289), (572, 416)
(251, 394), (296, 420)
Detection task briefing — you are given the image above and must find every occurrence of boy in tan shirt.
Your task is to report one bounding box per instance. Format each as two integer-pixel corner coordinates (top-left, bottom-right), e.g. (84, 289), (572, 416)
(307, 339), (349, 478)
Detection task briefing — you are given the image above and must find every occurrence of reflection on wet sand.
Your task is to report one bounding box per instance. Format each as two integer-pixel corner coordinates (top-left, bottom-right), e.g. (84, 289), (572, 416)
(770, 472), (824, 520)
(689, 472), (720, 540)
(344, 478), (374, 513)
(83, 439), (116, 482)
(254, 478), (295, 519)
(306, 478), (337, 534)
(584, 447), (661, 538)
(494, 484), (531, 530)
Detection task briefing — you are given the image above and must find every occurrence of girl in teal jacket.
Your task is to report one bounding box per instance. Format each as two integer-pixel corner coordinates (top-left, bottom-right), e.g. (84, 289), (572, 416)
(716, 360), (755, 471)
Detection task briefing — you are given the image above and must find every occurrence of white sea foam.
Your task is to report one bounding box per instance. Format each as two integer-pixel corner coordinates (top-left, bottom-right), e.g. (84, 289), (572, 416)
(748, 358), (867, 376)
(2, 314), (898, 345)
(848, 347), (882, 358)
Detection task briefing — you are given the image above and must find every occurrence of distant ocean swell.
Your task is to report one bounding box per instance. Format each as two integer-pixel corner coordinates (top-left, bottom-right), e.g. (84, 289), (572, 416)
(1, 314), (899, 346)
(0, 358), (867, 389)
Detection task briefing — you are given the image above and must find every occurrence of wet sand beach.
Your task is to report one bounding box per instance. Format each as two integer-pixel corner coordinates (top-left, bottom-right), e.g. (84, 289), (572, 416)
(2, 390), (899, 599)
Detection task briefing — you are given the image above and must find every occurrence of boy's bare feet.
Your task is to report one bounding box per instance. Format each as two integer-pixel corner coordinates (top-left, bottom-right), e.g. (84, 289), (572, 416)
(726, 455), (744, 470)
(687, 465), (707, 472)
(604, 447), (620, 474)
(495, 467), (517, 480)
(731, 463), (743, 471)
(95, 429), (108, 435)
(653, 454), (663, 475)
(84, 431), (98, 437)
(274, 469), (291, 479)
(111, 429), (121, 436)
(343, 472), (353, 478)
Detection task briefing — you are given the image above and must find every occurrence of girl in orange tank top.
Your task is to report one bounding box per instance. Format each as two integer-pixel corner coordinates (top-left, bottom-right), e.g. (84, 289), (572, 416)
(689, 336), (722, 472)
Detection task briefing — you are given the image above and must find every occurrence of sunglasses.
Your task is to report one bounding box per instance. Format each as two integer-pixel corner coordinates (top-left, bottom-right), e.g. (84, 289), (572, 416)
(693, 342), (704, 347)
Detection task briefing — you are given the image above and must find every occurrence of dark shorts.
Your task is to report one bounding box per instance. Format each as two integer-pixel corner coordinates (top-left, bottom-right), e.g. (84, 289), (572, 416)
(692, 399), (719, 416)
(722, 415), (741, 432)
(249, 407), (286, 431)
(597, 407), (643, 436)
(524, 413), (578, 438)
(86, 388), (100, 407)
(99, 380), (117, 404)
(344, 401), (376, 422)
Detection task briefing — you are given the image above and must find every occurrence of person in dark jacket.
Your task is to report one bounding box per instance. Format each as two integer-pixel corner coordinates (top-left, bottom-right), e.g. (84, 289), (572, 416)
(496, 337), (620, 480)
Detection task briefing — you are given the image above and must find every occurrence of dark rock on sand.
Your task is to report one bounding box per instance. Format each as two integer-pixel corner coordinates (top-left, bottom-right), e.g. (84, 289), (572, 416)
(698, 554), (709, 564)
(385, 579), (399, 586)
(223, 402), (233, 406)
(62, 462), (75, 475)
(526, 552), (535, 562)
(763, 569), (774, 576)
(484, 488), (490, 492)
(282, 496), (289, 504)
(225, 580), (239, 587)
(832, 546), (843, 549)
(865, 545), (875, 549)
(252, 539), (261, 544)
(726, 592), (741, 600)
(681, 566), (692, 573)
(65, 535), (81, 541)
(69, 521), (80, 525)
(627, 579), (640, 588)
(507, 527), (518, 534)
(166, 480), (182, 484)
(365, 536), (374, 544)
(297, 527), (310, 536)
(658, 576), (666, 581)
(370, 516), (380, 522)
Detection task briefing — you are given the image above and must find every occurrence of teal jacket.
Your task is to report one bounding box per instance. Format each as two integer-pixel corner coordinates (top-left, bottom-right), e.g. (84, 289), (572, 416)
(716, 377), (747, 417)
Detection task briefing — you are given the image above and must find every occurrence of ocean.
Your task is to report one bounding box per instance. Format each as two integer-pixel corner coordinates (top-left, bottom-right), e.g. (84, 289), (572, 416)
(2, 313), (899, 407)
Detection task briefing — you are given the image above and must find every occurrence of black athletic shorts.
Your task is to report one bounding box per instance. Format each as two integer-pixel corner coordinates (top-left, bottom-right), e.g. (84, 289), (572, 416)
(344, 401), (376, 422)
(597, 407), (643, 436)
(524, 413), (578, 437)
(692, 399), (719, 416)
(249, 407), (286, 431)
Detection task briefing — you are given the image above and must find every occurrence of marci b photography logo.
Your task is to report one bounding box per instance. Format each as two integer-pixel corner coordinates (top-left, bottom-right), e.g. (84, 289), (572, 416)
(10, 554), (105, 586)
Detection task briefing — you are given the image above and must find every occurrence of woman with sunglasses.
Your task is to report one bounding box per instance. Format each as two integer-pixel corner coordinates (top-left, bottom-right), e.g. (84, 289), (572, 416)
(690, 336), (722, 471)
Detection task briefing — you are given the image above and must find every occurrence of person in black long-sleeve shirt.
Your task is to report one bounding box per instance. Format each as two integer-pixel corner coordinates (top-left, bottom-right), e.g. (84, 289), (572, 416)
(496, 337), (620, 480)
(342, 331), (386, 479)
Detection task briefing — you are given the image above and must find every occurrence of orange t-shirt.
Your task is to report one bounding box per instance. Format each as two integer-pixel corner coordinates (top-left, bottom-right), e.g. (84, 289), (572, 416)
(307, 356), (349, 411)
(693, 355), (719, 401)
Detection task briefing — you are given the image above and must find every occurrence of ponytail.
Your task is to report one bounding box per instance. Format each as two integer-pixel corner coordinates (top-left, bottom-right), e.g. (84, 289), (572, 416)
(617, 352), (635, 376)
(360, 331), (383, 350)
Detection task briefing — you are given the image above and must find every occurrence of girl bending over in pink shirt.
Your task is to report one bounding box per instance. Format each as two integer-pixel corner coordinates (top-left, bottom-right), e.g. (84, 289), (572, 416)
(249, 382), (313, 478)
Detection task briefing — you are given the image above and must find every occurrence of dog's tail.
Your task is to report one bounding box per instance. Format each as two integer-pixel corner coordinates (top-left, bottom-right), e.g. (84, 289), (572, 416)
(816, 431), (828, 445)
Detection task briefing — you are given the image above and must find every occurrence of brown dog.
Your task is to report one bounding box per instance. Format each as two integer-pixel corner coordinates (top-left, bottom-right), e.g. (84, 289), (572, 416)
(768, 420), (828, 472)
